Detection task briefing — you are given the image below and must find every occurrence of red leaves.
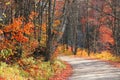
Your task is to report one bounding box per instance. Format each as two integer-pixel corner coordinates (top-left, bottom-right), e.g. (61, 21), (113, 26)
(99, 25), (112, 35)
(81, 17), (86, 24)
(55, 1), (64, 10)
(49, 62), (72, 80)
(103, 4), (112, 14)
(99, 25), (114, 45)
(0, 77), (5, 80)
(99, 16), (107, 22)
(99, 16), (114, 23)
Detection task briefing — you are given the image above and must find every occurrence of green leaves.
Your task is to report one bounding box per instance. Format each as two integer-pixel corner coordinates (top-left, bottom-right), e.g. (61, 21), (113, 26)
(54, 60), (66, 69)
(0, 62), (29, 80)
(0, 48), (13, 58)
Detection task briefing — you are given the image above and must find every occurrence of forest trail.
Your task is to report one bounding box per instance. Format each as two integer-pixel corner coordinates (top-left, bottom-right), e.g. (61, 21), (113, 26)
(58, 56), (120, 80)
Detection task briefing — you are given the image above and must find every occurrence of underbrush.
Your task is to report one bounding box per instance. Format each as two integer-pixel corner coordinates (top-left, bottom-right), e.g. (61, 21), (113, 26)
(57, 45), (73, 55)
(77, 49), (120, 62)
(0, 57), (66, 80)
(58, 45), (120, 62)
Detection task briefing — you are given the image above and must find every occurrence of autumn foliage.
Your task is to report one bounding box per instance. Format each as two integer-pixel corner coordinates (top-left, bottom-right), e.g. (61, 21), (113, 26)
(3, 17), (34, 43)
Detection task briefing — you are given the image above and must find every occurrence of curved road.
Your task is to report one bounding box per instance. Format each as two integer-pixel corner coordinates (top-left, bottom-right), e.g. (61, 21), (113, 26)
(58, 56), (120, 80)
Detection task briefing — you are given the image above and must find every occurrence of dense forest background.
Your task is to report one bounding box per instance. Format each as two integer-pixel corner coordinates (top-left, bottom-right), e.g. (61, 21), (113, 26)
(0, 0), (120, 62)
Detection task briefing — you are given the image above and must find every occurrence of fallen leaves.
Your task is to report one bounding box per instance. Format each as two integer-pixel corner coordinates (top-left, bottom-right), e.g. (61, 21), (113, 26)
(49, 61), (72, 80)
(0, 77), (5, 80)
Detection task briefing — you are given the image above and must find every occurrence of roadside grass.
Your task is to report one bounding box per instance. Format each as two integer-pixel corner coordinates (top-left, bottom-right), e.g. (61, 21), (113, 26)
(0, 57), (66, 80)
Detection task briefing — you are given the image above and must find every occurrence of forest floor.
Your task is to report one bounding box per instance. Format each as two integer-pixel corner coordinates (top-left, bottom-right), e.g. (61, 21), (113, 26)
(58, 56), (120, 80)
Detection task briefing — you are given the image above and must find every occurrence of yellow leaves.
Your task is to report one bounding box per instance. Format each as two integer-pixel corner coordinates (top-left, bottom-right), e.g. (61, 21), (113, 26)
(76, 49), (88, 57)
(2, 13), (7, 18)
(54, 20), (60, 25)
(41, 23), (47, 32)
(95, 51), (113, 60)
(57, 45), (73, 55)
(58, 45), (119, 62)
(53, 20), (60, 27)
(40, 34), (47, 47)
(41, 20), (60, 33)
(75, 48), (120, 62)
(76, 48), (114, 60)
(5, 2), (11, 5)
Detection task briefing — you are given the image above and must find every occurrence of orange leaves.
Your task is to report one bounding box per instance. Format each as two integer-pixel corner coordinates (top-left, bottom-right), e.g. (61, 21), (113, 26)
(11, 17), (23, 32)
(12, 17), (23, 27)
(4, 17), (23, 32)
(103, 5), (112, 14)
(99, 16), (114, 23)
(49, 62), (72, 80)
(41, 23), (47, 32)
(24, 22), (34, 35)
(54, 20), (60, 25)
(52, 30), (58, 34)
(99, 25), (112, 35)
(53, 20), (60, 27)
(30, 40), (39, 49)
(13, 32), (28, 43)
(55, 11), (62, 18)
(99, 25), (114, 45)
(0, 77), (5, 80)
(4, 25), (12, 32)
(3, 17), (34, 43)
(100, 34), (114, 45)
(98, 3), (114, 46)
(0, 29), (3, 34)
(29, 11), (38, 20)
(99, 16), (107, 22)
